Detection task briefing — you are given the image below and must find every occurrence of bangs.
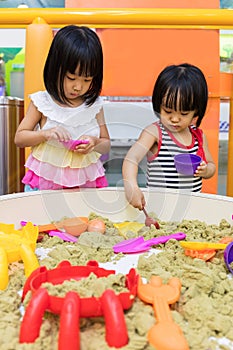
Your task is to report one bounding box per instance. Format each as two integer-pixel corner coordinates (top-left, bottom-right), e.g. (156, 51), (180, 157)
(68, 44), (100, 78)
(75, 59), (98, 77)
(163, 85), (196, 112)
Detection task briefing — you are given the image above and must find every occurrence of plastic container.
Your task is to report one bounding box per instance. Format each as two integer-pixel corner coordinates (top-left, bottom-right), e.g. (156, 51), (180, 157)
(174, 154), (201, 175)
(0, 188), (232, 229)
(224, 242), (233, 274)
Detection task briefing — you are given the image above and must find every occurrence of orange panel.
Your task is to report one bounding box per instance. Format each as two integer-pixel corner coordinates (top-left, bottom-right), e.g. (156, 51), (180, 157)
(99, 29), (220, 97)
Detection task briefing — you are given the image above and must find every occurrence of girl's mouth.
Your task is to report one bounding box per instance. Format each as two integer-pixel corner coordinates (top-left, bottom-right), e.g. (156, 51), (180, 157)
(170, 124), (179, 129)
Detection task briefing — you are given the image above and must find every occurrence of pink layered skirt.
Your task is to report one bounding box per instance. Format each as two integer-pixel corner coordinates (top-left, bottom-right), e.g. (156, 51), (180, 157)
(22, 143), (108, 190)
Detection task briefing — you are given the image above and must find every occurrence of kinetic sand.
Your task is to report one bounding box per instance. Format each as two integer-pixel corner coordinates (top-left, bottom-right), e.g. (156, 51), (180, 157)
(1, 213), (233, 350)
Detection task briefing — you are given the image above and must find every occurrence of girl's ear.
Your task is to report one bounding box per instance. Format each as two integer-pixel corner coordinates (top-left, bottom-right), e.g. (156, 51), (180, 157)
(191, 115), (198, 126)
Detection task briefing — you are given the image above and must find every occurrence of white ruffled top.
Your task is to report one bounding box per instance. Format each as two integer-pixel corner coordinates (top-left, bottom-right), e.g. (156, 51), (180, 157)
(31, 90), (103, 139)
(22, 91), (107, 189)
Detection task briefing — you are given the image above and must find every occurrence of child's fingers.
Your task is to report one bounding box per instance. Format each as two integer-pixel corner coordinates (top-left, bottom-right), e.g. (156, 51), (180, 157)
(194, 162), (207, 176)
(49, 127), (70, 141)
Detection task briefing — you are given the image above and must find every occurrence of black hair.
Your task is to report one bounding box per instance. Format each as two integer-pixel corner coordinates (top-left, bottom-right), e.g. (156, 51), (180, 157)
(43, 25), (103, 106)
(152, 63), (208, 127)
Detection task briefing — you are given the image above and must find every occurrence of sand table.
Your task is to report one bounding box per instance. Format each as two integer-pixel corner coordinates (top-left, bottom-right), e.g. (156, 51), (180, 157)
(1, 213), (233, 349)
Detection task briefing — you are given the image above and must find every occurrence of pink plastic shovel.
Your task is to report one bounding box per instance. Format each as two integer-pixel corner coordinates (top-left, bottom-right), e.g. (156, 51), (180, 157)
(113, 232), (186, 254)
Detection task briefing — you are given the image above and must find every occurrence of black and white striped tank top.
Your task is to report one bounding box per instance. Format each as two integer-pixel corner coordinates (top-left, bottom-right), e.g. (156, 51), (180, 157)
(146, 122), (203, 192)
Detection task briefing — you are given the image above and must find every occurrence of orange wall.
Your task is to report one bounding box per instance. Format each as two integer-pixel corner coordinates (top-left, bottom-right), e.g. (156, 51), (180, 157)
(98, 29), (219, 97)
(66, 0), (220, 194)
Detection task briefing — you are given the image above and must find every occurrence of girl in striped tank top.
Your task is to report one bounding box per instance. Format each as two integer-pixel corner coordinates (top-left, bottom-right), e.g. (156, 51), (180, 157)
(123, 63), (216, 210)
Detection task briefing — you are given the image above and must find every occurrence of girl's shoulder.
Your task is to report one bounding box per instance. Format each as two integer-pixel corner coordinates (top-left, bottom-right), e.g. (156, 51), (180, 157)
(145, 121), (160, 134)
(190, 125), (204, 141)
(29, 91), (54, 112)
(141, 121), (160, 143)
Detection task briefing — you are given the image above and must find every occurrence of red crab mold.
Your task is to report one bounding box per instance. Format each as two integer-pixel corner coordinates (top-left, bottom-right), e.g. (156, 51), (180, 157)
(20, 260), (138, 349)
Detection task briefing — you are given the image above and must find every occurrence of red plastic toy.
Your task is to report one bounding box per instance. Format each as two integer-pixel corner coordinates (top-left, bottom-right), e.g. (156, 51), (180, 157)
(20, 260), (138, 349)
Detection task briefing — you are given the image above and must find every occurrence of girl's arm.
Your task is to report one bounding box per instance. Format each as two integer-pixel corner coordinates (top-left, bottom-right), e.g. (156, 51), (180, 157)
(15, 102), (46, 147)
(122, 124), (158, 209)
(14, 101), (71, 148)
(94, 107), (111, 154)
(75, 108), (111, 155)
(195, 133), (216, 179)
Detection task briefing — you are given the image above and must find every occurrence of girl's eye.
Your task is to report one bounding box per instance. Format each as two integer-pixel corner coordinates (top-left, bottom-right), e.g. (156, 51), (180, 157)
(66, 75), (75, 81)
(163, 108), (172, 114)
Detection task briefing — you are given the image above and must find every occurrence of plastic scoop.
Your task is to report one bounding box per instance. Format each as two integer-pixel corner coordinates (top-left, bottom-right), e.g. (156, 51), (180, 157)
(48, 230), (78, 243)
(180, 241), (227, 251)
(21, 217), (88, 236)
(113, 232), (186, 253)
(183, 237), (233, 262)
(21, 221), (59, 233)
(184, 249), (216, 261)
(137, 276), (189, 350)
(143, 208), (160, 229)
(20, 221), (78, 242)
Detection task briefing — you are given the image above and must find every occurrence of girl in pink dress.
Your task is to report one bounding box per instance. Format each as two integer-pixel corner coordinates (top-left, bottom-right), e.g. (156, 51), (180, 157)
(15, 25), (110, 191)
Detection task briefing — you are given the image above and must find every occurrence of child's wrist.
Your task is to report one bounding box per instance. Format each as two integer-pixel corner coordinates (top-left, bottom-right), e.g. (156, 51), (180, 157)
(40, 130), (49, 141)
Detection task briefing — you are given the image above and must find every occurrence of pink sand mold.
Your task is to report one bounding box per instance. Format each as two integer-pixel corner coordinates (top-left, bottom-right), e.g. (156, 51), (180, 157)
(61, 139), (89, 151)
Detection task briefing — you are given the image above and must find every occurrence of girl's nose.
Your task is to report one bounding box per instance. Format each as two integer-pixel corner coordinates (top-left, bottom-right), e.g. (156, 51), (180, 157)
(74, 82), (82, 91)
(170, 113), (180, 122)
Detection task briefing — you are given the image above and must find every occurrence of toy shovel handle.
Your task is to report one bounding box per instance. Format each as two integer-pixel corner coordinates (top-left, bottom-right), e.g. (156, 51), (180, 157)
(146, 232), (186, 247)
(20, 220), (60, 232)
(148, 295), (190, 350)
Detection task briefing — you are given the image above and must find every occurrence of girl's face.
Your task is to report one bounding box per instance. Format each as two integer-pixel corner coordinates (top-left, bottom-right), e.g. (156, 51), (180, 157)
(160, 105), (197, 133)
(63, 69), (93, 105)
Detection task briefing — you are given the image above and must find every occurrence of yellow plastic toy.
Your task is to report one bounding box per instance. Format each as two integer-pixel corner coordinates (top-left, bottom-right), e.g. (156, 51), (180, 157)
(0, 222), (39, 290)
(180, 241), (227, 251)
(113, 222), (145, 238)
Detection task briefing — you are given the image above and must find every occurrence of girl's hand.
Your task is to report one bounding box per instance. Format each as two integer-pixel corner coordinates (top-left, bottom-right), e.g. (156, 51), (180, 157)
(73, 135), (96, 154)
(124, 182), (146, 210)
(43, 126), (71, 141)
(194, 161), (208, 177)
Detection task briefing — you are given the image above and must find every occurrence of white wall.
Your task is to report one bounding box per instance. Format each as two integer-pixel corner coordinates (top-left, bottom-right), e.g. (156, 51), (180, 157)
(0, 29), (25, 47)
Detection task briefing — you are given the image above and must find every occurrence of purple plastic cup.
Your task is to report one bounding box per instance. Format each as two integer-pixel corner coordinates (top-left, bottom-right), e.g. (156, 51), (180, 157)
(224, 242), (233, 274)
(174, 153), (201, 175)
